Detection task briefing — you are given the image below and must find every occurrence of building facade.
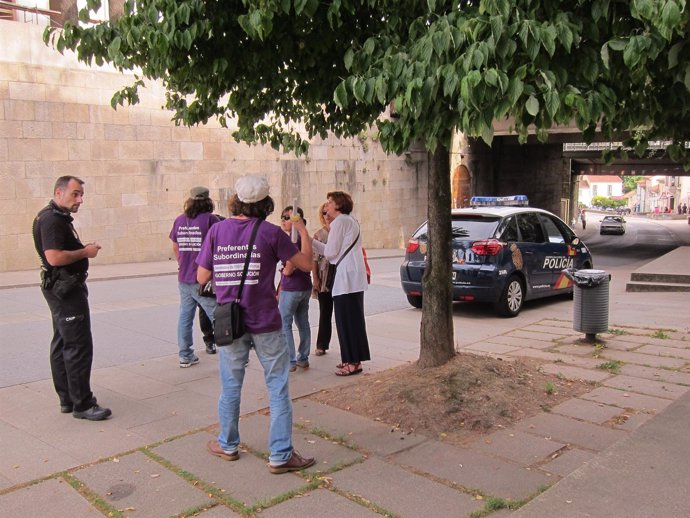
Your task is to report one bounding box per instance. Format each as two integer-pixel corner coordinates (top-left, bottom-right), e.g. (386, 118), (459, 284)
(1, 16), (429, 272)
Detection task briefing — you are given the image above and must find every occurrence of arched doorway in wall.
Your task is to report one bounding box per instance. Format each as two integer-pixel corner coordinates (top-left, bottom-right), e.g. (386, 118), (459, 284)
(452, 164), (471, 208)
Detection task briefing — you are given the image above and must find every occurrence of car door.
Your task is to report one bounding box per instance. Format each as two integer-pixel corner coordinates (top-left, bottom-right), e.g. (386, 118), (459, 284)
(537, 212), (576, 293)
(515, 212), (551, 296)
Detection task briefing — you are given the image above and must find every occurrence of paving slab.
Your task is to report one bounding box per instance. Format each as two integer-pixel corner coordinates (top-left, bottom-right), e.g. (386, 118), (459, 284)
(506, 348), (603, 369)
(540, 447), (596, 478)
(73, 450), (213, 517)
(192, 504), (243, 517)
(618, 363), (690, 385)
(91, 366), (185, 400)
(587, 337), (643, 351)
(0, 420), (80, 485)
(550, 398), (625, 425)
(463, 342), (520, 355)
(0, 478), (103, 518)
(602, 374), (690, 400)
(513, 390), (690, 518)
(152, 431), (308, 507)
(550, 343), (599, 357)
(235, 412), (364, 472)
(293, 399), (428, 456)
(636, 343), (690, 360)
(522, 324), (580, 336)
(484, 334), (555, 350)
(329, 457), (484, 517)
(470, 429), (567, 467)
(391, 440), (555, 500)
(580, 386), (674, 413)
(504, 329), (562, 342)
(515, 413), (627, 452)
(259, 488), (381, 518)
(608, 334), (690, 348)
(611, 410), (654, 432)
(539, 363), (611, 383)
(598, 349), (687, 369)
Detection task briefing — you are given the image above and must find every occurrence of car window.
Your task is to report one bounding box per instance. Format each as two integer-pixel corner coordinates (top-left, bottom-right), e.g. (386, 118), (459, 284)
(451, 216), (500, 240)
(496, 215), (518, 242)
(412, 217), (500, 241)
(538, 213), (566, 244)
(517, 212), (546, 243)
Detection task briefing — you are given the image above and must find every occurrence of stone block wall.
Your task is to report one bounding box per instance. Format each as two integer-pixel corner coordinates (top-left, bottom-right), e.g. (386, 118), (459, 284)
(1, 20), (428, 272)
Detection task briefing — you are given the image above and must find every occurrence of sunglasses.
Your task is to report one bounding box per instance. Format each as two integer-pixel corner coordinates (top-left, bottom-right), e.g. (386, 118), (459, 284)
(281, 215), (290, 221)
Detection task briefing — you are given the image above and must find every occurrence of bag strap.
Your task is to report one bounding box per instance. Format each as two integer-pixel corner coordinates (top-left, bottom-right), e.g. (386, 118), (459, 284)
(335, 222), (360, 267)
(236, 219), (262, 302)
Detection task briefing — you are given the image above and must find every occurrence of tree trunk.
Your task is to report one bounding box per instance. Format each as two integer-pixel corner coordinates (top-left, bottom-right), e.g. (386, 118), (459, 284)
(418, 145), (455, 368)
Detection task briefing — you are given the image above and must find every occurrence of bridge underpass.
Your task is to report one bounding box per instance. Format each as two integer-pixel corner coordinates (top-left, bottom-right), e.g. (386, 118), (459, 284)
(456, 134), (688, 225)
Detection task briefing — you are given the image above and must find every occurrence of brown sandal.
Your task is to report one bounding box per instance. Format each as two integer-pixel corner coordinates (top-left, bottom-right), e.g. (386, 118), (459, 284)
(335, 363), (362, 376)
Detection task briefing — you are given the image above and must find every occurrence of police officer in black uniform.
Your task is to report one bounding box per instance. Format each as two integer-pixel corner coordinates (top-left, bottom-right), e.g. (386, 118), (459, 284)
(32, 176), (112, 421)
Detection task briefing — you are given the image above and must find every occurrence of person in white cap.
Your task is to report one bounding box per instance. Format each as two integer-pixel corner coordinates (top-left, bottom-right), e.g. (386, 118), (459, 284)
(196, 175), (316, 474)
(170, 186), (221, 368)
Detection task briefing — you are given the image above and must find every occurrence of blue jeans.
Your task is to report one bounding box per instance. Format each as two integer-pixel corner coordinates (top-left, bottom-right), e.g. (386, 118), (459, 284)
(216, 330), (293, 463)
(177, 282), (216, 361)
(278, 289), (311, 365)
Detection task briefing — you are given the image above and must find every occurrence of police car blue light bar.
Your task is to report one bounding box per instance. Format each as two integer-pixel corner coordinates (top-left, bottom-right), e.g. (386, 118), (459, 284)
(470, 195), (529, 207)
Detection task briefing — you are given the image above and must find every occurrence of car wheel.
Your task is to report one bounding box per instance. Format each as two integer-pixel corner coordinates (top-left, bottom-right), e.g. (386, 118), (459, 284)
(406, 295), (423, 309)
(495, 275), (524, 317)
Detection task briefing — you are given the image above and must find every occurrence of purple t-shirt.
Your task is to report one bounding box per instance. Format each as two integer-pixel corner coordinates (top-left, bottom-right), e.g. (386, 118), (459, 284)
(196, 217), (299, 334)
(169, 212), (220, 283)
(280, 236), (312, 292)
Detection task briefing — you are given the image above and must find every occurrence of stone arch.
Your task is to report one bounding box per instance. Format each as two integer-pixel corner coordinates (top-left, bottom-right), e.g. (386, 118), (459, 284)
(452, 164), (471, 208)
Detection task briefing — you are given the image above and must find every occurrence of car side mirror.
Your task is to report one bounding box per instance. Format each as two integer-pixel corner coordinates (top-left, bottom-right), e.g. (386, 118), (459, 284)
(571, 237), (580, 246)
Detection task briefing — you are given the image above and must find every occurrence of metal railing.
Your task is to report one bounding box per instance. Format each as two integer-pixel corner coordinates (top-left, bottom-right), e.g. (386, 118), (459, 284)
(0, 0), (60, 24)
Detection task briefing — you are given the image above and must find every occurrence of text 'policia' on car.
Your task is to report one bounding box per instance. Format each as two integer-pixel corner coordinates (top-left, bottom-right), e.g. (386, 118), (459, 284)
(400, 196), (594, 317)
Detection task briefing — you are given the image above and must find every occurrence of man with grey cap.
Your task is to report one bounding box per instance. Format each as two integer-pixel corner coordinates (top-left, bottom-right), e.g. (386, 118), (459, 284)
(170, 186), (221, 367)
(197, 175), (316, 473)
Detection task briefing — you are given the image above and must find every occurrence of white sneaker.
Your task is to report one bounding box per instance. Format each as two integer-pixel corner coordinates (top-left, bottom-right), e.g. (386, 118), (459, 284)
(179, 356), (200, 368)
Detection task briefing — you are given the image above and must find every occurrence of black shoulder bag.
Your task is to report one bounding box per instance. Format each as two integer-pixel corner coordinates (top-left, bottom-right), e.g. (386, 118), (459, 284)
(324, 229), (360, 291)
(214, 219), (261, 346)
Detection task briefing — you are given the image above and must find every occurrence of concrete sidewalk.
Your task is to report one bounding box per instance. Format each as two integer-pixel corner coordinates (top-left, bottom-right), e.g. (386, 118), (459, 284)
(1, 248), (689, 517)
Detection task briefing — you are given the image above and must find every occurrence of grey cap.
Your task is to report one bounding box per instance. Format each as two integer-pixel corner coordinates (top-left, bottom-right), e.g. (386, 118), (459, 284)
(190, 186), (210, 199)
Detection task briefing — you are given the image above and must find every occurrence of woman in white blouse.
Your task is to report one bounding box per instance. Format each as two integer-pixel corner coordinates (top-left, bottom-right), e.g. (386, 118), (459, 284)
(311, 191), (370, 375)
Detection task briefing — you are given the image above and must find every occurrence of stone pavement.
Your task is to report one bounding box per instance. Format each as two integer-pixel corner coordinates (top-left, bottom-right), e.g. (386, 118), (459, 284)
(1, 248), (690, 517)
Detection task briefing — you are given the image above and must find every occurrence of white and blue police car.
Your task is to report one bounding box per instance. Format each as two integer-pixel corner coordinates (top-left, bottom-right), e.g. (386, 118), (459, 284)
(400, 196), (594, 317)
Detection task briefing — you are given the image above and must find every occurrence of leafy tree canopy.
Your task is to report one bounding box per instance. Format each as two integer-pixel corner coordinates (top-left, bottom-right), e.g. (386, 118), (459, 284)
(46, 0), (690, 167)
(622, 175), (645, 192)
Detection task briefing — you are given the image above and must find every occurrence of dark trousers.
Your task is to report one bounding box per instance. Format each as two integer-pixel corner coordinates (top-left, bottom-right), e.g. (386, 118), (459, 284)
(316, 291), (333, 350)
(42, 283), (95, 412)
(198, 303), (214, 345)
(333, 291), (370, 364)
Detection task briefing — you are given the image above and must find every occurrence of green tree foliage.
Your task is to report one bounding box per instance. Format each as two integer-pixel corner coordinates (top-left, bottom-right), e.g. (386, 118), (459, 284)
(591, 195), (627, 209)
(622, 175), (645, 192)
(44, 0), (690, 366)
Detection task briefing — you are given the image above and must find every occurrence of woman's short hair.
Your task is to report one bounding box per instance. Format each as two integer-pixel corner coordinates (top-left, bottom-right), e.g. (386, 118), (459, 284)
(184, 197), (215, 218)
(327, 191), (353, 214)
(228, 194), (275, 219)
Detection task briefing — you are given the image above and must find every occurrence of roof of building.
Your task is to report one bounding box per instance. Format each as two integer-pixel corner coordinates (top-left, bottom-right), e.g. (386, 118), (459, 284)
(583, 175), (623, 184)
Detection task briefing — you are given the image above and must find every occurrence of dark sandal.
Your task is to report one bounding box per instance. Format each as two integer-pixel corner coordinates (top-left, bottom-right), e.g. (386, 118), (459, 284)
(315, 349), (327, 356)
(335, 363), (362, 376)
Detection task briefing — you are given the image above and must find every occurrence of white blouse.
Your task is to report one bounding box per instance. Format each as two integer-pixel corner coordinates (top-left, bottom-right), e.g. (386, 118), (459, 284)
(311, 214), (368, 297)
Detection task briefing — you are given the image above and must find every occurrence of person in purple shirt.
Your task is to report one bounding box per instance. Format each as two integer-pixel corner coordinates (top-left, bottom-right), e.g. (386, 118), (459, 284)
(170, 186), (220, 368)
(278, 205), (312, 371)
(197, 175), (316, 474)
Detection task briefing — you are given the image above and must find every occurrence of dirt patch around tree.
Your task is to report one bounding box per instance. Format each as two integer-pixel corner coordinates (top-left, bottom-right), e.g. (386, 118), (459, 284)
(310, 353), (594, 446)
